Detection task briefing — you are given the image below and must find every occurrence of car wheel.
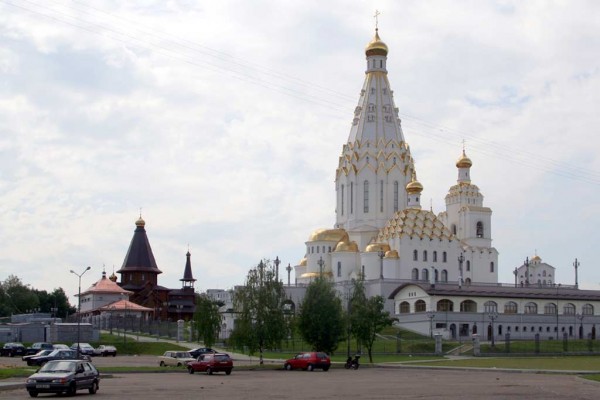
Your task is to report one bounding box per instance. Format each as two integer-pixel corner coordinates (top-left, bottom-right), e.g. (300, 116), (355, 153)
(188, 366), (194, 374)
(285, 363), (292, 371)
(322, 366), (330, 371)
(177, 362), (182, 367)
(113, 353), (117, 357)
(102, 352), (106, 357)
(28, 391), (38, 398)
(9, 351), (14, 357)
(207, 367), (213, 375)
(307, 364), (314, 371)
(67, 383), (76, 396)
(225, 369), (232, 375)
(160, 361), (165, 367)
(89, 380), (98, 394)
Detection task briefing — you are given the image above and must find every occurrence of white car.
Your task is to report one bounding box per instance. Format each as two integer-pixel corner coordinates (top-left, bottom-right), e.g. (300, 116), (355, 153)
(158, 351), (195, 367)
(94, 345), (117, 357)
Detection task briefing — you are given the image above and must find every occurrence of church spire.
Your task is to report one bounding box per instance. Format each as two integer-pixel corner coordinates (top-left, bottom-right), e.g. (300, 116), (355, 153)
(180, 250), (196, 289)
(456, 148), (472, 184)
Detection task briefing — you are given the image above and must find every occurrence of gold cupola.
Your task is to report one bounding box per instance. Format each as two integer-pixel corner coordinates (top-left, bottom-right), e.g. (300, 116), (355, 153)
(365, 29), (388, 57)
(406, 171), (423, 194)
(456, 150), (473, 169)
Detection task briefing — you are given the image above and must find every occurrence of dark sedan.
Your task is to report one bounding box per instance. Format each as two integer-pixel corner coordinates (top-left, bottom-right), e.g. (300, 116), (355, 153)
(1, 342), (26, 357)
(28, 349), (89, 366)
(24, 342), (54, 356)
(188, 347), (215, 358)
(26, 359), (99, 397)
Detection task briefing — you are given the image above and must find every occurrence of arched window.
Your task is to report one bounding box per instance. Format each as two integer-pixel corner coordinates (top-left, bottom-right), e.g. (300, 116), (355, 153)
(437, 299), (454, 312)
(415, 300), (426, 312)
(466, 260), (471, 271)
(490, 262), (494, 273)
(380, 180), (384, 212)
(465, 278), (471, 285)
(434, 269), (439, 282)
(441, 269), (448, 282)
(399, 301), (410, 314)
(476, 221), (484, 238)
(363, 180), (369, 213)
(422, 268), (429, 282)
(337, 262), (341, 278)
(524, 302), (538, 314)
(544, 303), (557, 315)
(413, 250), (418, 261)
(443, 252), (447, 263)
(583, 304), (594, 315)
(460, 300), (477, 312)
(504, 302), (518, 314)
(411, 268), (419, 280)
(452, 224), (457, 235)
(433, 251), (438, 262)
(543, 270), (547, 277)
(484, 301), (498, 313)
(393, 181), (399, 212)
(340, 184), (344, 215)
(423, 251), (428, 262)
(350, 182), (354, 214)
(563, 303), (576, 315)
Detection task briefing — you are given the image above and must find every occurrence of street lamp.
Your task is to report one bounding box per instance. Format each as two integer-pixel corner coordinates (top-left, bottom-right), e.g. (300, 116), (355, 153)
(488, 311), (499, 347)
(317, 256), (324, 276)
(70, 266), (91, 359)
(286, 263), (292, 286)
(426, 311), (435, 338)
(458, 253), (464, 288)
(378, 250), (385, 280)
(274, 256), (281, 283)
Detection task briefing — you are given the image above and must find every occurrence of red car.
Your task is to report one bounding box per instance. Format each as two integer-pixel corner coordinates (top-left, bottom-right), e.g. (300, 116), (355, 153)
(187, 353), (233, 375)
(284, 352), (330, 371)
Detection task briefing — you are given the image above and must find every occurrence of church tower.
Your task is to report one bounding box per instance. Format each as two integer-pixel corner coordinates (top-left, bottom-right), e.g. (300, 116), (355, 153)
(335, 28), (416, 250)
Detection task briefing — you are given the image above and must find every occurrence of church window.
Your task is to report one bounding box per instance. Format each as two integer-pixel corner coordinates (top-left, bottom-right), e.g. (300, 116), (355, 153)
(465, 278), (471, 285)
(415, 300), (426, 312)
(476, 221), (484, 238)
(451, 224), (457, 235)
(373, 60), (376, 68)
(490, 262), (494, 273)
(441, 269), (448, 282)
(363, 181), (369, 213)
(443, 252), (447, 262)
(380, 60), (383, 68)
(361, 265), (365, 279)
(524, 302), (538, 314)
(563, 303), (575, 315)
(366, 156), (369, 163)
(583, 304), (594, 315)
(393, 157), (396, 164)
(393, 181), (399, 212)
(423, 251), (428, 262)
(542, 270), (546, 277)
(383, 88), (387, 94)
(322, 246), (325, 253)
(317, 246), (319, 254)
(504, 302), (518, 314)
(466, 260), (470, 271)
(484, 301), (498, 313)
(328, 246), (331, 252)
(370, 88), (375, 95)
(434, 268), (439, 282)
(337, 262), (341, 278)
(422, 268), (429, 281)
(437, 299), (453, 312)
(380, 180), (384, 212)
(411, 268), (419, 280)
(399, 301), (410, 314)
(413, 250), (418, 261)
(460, 300), (477, 312)
(341, 184), (344, 215)
(433, 251), (437, 262)
(350, 182), (354, 214)
(544, 303), (557, 315)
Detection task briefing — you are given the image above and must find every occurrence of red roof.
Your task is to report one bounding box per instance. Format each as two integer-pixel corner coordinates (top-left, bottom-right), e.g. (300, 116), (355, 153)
(98, 299), (153, 312)
(80, 273), (133, 296)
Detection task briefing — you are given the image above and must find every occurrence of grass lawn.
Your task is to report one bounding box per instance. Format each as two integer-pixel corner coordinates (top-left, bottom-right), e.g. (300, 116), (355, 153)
(92, 333), (189, 355)
(407, 356), (600, 371)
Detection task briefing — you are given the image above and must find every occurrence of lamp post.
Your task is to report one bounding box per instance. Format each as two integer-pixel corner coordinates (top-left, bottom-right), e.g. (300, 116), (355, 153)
(426, 311), (435, 338)
(286, 263), (292, 286)
(574, 258), (580, 288)
(556, 283), (561, 340)
(70, 266), (91, 359)
(176, 304), (183, 342)
(317, 256), (324, 276)
(524, 257), (530, 287)
(378, 250), (385, 280)
(488, 311), (499, 347)
(274, 256), (281, 283)
(458, 253), (464, 288)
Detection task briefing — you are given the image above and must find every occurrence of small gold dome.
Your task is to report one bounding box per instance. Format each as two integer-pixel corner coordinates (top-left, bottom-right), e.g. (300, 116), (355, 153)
(365, 243), (391, 253)
(531, 255), (541, 262)
(456, 150), (472, 168)
(135, 216), (145, 227)
(334, 241), (359, 252)
(365, 29), (388, 57)
(299, 257), (307, 267)
(308, 228), (348, 242)
(385, 250), (399, 259)
(406, 176), (424, 195)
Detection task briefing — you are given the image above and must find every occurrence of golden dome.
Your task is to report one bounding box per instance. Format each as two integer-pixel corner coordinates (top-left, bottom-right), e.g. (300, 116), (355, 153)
(456, 150), (472, 168)
(365, 29), (388, 57)
(365, 243), (391, 253)
(531, 255), (541, 262)
(308, 228), (348, 242)
(406, 172), (423, 194)
(135, 216), (145, 227)
(334, 241), (359, 252)
(385, 250), (399, 259)
(299, 257), (307, 267)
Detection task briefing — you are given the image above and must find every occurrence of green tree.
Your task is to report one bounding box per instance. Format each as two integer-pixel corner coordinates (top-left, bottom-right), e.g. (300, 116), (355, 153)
(231, 260), (286, 363)
(350, 279), (395, 362)
(0, 275), (39, 316)
(297, 276), (344, 354)
(193, 294), (223, 348)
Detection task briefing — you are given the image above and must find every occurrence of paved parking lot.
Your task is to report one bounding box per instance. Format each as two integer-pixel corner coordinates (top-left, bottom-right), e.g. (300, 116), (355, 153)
(2, 366), (598, 399)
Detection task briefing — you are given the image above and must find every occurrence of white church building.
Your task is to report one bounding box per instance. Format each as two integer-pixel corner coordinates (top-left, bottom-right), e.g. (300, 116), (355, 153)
(282, 28), (600, 342)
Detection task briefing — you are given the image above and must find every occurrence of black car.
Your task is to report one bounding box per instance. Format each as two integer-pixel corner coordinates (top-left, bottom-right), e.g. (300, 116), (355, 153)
(25, 342), (54, 356)
(26, 359), (99, 397)
(189, 347), (215, 358)
(28, 349), (90, 366)
(1, 342), (26, 357)
(22, 349), (54, 363)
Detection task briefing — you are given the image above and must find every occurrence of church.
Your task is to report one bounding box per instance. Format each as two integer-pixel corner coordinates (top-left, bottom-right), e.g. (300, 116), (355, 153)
(283, 28), (600, 341)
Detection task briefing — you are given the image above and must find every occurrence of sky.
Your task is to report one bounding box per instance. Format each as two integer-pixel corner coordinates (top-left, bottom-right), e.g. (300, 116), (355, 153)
(1, 0), (600, 306)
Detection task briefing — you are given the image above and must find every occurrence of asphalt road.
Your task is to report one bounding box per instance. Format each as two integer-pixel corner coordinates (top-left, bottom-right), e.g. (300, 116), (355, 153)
(2, 367), (598, 399)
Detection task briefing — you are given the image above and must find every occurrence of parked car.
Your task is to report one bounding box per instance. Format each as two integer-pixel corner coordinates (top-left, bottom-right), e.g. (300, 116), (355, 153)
(22, 350), (54, 363)
(28, 349), (90, 367)
(70, 343), (95, 356)
(187, 353), (233, 375)
(25, 359), (99, 397)
(1, 342), (26, 357)
(284, 352), (331, 371)
(93, 345), (117, 357)
(188, 347), (215, 358)
(158, 351), (195, 367)
(52, 344), (70, 350)
(25, 342), (54, 356)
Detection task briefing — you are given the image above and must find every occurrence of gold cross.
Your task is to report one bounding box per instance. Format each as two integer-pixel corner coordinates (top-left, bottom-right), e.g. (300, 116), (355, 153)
(374, 10), (380, 30)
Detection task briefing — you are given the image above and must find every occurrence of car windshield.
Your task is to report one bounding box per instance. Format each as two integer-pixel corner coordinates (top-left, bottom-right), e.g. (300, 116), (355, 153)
(40, 361), (76, 373)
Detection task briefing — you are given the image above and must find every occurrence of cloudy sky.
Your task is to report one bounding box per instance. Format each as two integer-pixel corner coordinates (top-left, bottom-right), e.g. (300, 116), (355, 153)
(1, 0), (599, 305)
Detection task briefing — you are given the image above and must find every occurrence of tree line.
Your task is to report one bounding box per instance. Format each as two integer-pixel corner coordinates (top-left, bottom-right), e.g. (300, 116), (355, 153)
(0, 275), (75, 319)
